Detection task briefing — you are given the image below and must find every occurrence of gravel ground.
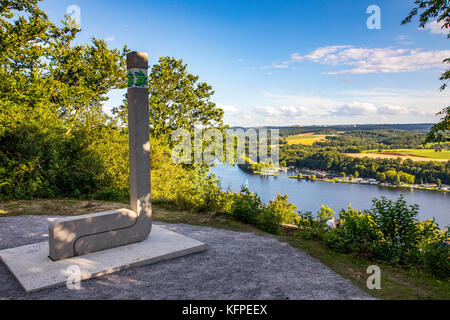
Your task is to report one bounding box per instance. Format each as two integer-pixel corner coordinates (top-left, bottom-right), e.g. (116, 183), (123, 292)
(0, 215), (374, 300)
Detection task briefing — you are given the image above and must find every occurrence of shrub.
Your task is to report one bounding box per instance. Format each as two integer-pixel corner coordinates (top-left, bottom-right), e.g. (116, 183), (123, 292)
(421, 241), (449, 278)
(230, 187), (265, 225)
(370, 196), (420, 263)
(228, 189), (301, 235)
(267, 194), (299, 225)
(322, 230), (352, 253)
(317, 205), (335, 222)
(296, 211), (327, 240)
(320, 196), (449, 279)
(323, 206), (382, 257)
(257, 207), (282, 234)
(256, 194), (299, 234)
(95, 188), (129, 202)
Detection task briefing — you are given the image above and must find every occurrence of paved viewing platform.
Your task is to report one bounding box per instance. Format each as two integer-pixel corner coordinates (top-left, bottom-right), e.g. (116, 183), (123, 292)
(0, 215), (373, 300)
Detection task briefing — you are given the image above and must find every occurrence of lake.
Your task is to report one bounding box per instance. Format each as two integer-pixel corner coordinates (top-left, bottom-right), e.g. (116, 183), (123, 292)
(210, 163), (450, 228)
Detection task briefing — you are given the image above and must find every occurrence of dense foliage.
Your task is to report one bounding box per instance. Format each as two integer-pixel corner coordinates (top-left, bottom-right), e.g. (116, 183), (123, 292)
(402, 0), (449, 143)
(230, 187), (299, 234)
(313, 130), (429, 151)
(0, 0), (225, 209)
(0, 1), (127, 199)
(225, 187), (449, 279)
(321, 196), (449, 278)
(280, 147), (449, 184)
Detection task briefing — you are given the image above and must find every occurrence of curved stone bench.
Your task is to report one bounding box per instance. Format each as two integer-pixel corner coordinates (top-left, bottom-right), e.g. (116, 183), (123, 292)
(49, 204), (152, 261)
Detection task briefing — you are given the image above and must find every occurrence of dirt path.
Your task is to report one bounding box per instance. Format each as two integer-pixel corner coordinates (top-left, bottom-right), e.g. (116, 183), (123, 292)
(0, 215), (373, 300)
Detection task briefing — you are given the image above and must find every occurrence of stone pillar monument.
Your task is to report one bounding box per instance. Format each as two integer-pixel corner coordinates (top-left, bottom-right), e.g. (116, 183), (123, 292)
(47, 52), (152, 261)
(126, 51), (153, 238)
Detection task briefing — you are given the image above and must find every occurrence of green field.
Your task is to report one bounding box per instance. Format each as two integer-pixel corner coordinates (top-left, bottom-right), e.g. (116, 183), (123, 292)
(285, 133), (334, 145)
(362, 149), (450, 160)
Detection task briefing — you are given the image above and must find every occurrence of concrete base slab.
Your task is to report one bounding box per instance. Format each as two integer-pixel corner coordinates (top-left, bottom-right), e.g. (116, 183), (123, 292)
(0, 225), (206, 293)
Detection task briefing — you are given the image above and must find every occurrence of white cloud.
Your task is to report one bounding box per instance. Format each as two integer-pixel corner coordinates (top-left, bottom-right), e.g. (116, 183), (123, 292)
(267, 45), (449, 75)
(291, 45), (352, 63)
(261, 62), (289, 70)
(424, 20), (447, 35)
(104, 36), (115, 42)
(218, 89), (447, 127)
(218, 103), (239, 113)
(376, 104), (409, 115)
(279, 105), (309, 116)
(327, 102), (421, 117)
(218, 104), (252, 127)
(328, 101), (377, 116)
(339, 88), (448, 111)
(253, 105), (281, 116)
(292, 46), (450, 75)
(253, 105), (309, 118)
(396, 35), (413, 45)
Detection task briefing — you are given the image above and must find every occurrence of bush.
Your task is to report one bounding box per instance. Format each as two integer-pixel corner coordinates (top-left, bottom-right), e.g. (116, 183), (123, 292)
(317, 205), (335, 222)
(323, 206), (381, 257)
(230, 187), (265, 225)
(95, 188), (129, 202)
(228, 188), (301, 235)
(320, 196), (449, 279)
(421, 241), (450, 278)
(322, 230), (353, 253)
(296, 211), (327, 240)
(0, 121), (105, 199)
(370, 196), (420, 263)
(267, 194), (299, 225)
(256, 194), (299, 234)
(257, 207), (282, 234)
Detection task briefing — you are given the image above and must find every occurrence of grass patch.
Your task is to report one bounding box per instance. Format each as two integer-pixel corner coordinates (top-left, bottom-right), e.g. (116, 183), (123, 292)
(1, 198), (449, 300)
(0, 199), (128, 216)
(362, 149), (450, 160)
(281, 236), (450, 300)
(0, 198), (261, 234)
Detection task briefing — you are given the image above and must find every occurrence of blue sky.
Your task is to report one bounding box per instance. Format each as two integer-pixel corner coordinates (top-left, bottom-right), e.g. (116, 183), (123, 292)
(41, 0), (449, 127)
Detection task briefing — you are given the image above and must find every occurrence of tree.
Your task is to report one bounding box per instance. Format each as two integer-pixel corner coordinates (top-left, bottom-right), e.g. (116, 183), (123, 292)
(115, 57), (224, 139)
(385, 170), (401, 185)
(376, 172), (387, 182)
(399, 171), (415, 184)
(425, 107), (449, 143)
(318, 205), (335, 221)
(267, 194), (299, 225)
(149, 57), (224, 137)
(0, 0), (128, 199)
(0, 0), (127, 137)
(52, 39), (128, 136)
(402, 0), (449, 143)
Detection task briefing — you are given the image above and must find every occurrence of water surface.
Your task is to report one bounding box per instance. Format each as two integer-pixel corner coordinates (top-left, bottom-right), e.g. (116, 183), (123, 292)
(210, 163), (450, 228)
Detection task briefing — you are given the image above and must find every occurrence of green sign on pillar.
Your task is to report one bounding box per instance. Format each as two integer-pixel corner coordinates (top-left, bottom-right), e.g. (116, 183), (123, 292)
(127, 68), (149, 88)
